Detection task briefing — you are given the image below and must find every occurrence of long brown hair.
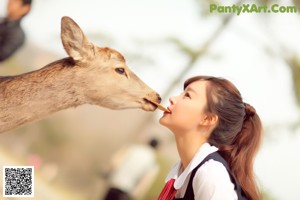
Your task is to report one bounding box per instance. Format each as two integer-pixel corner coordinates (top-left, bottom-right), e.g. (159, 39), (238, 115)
(184, 76), (262, 200)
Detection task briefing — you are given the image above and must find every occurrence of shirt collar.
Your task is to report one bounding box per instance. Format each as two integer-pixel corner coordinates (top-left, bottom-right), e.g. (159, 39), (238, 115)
(165, 143), (218, 189)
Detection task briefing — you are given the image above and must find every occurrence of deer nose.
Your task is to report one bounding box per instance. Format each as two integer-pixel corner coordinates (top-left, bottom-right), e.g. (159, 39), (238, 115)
(157, 94), (162, 103)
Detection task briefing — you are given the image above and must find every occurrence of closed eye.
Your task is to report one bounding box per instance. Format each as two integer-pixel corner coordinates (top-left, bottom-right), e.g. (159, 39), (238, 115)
(184, 92), (191, 98)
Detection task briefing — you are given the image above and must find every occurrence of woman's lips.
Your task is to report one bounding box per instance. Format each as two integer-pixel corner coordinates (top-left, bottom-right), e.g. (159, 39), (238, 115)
(165, 106), (172, 114)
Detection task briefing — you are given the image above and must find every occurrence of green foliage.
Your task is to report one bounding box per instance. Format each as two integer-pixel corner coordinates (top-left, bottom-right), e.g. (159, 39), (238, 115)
(143, 154), (173, 200)
(29, 119), (70, 157)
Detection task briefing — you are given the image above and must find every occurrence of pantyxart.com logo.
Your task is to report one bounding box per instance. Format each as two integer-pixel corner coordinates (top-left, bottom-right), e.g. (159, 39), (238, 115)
(210, 3), (298, 15)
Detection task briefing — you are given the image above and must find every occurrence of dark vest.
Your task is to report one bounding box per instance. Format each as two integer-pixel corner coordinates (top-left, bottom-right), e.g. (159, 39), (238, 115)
(175, 152), (247, 200)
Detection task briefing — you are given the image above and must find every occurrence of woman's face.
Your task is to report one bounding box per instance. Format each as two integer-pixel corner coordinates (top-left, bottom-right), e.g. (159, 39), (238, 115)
(7, 0), (29, 20)
(159, 80), (209, 133)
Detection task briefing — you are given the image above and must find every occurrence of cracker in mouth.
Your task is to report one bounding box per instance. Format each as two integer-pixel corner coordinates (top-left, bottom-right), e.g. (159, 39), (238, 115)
(145, 99), (170, 112)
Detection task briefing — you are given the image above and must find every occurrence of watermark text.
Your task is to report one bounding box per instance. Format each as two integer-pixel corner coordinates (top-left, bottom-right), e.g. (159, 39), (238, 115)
(210, 4), (297, 15)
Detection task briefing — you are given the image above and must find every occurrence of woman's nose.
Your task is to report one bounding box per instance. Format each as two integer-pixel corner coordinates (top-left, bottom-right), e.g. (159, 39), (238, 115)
(169, 96), (176, 105)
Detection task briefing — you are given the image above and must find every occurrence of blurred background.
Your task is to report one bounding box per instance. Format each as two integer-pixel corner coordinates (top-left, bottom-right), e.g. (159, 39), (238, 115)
(1, 0), (300, 199)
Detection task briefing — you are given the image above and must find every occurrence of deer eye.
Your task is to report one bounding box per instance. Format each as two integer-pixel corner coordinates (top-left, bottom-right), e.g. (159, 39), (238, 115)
(115, 67), (126, 75)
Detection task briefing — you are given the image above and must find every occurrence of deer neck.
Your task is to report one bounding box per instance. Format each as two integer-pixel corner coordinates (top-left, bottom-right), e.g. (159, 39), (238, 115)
(0, 58), (85, 133)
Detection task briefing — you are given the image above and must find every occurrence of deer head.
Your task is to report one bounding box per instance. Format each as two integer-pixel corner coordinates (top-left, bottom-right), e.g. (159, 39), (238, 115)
(60, 16), (161, 111)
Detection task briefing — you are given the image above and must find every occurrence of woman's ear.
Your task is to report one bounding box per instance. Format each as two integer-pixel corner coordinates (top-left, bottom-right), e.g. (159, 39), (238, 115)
(200, 114), (218, 126)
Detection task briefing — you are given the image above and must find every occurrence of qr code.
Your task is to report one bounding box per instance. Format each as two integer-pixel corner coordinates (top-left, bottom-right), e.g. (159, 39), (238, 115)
(3, 166), (34, 197)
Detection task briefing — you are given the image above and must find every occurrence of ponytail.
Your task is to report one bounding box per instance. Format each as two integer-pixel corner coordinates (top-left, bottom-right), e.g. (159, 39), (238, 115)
(219, 103), (262, 200)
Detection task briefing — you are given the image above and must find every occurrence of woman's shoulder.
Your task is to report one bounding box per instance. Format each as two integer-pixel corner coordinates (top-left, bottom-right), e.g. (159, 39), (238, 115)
(193, 159), (237, 198)
(196, 159), (231, 182)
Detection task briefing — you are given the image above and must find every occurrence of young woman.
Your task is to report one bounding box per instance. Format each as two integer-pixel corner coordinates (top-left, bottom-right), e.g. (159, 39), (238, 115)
(158, 76), (262, 200)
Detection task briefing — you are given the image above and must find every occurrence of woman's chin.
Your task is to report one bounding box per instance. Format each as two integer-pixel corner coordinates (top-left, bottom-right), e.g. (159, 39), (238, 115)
(159, 117), (164, 125)
(159, 117), (166, 125)
(159, 117), (170, 128)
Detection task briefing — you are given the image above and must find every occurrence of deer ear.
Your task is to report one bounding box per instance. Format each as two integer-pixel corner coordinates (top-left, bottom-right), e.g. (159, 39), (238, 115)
(60, 16), (95, 62)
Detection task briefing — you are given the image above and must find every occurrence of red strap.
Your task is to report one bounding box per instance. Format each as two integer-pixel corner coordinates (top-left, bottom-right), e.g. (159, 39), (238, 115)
(158, 178), (177, 200)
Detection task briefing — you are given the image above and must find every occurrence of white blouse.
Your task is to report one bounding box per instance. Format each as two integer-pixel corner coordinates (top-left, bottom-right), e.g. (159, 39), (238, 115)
(164, 143), (238, 200)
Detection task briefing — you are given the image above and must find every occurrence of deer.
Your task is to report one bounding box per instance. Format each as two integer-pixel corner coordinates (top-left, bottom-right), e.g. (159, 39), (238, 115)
(0, 16), (161, 133)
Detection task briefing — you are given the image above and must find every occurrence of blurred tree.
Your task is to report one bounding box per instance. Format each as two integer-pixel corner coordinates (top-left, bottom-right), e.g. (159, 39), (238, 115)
(287, 56), (300, 106)
(293, 0), (300, 11)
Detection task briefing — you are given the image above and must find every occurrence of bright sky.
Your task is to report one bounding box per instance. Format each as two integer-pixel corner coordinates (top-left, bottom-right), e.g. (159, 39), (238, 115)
(2, 0), (300, 199)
